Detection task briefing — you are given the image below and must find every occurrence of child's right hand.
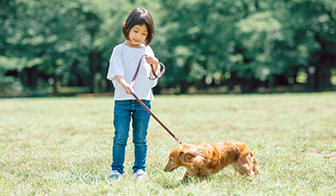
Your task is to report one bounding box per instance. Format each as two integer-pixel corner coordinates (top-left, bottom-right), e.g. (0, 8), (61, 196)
(122, 83), (135, 95)
(115, 75), (135, 94)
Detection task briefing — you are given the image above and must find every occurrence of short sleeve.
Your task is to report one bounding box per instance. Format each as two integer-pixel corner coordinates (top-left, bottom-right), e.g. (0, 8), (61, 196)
(106, 46), (124, 86)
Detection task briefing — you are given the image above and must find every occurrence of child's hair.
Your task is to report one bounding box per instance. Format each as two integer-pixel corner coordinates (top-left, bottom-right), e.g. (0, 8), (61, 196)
(123, 8), (154, 46)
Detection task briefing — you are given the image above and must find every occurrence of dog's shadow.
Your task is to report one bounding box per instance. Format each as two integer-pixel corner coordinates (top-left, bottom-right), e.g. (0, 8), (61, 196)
(160, 177), (202, 189)
(159, 175), (219, 189)
(160, 172), (254, 189)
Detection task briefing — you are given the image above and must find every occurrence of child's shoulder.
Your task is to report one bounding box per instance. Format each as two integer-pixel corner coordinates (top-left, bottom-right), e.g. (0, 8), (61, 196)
(112, 44), (152, 58)
(116, 43), (150, 54)
(112, 44), (130, 55)
(114, 43), (148, 51)
(113, 43), (125, 51)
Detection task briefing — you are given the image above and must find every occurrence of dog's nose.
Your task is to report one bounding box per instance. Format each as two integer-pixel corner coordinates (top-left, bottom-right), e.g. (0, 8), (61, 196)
(163, 168), (167, 172)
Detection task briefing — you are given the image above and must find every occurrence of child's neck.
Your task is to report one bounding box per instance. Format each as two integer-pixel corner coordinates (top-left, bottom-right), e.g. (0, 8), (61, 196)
(123, 40), (144, 48)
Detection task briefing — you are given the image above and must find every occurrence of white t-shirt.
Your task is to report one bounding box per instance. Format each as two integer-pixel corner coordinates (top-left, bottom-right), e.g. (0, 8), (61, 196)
(106, 44), (159, 101)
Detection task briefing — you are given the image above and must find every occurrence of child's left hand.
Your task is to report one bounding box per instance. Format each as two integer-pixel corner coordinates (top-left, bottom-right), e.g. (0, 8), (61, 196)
(145, 56), (159, 66)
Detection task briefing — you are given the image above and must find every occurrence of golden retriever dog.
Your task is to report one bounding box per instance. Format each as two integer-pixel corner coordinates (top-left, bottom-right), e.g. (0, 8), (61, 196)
(164, 141), (260, 180)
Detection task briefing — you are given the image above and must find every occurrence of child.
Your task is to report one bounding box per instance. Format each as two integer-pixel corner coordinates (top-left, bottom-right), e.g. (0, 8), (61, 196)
(106, 8), (161, 180)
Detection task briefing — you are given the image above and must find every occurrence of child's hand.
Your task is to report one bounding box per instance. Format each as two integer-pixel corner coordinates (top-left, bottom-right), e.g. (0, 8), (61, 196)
(145, 56), (159, 73)
(115, 75), (134, 94)
(145, 56), (159, 66)
(122, 83), (135, 95)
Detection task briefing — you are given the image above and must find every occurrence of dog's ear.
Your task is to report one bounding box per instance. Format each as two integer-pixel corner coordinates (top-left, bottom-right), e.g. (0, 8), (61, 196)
(179, 152), (193, 162)
(179, 148), (198, 163)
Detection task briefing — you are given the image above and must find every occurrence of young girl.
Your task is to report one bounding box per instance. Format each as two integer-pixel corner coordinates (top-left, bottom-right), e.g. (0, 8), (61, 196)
(106, 8), (161, 180)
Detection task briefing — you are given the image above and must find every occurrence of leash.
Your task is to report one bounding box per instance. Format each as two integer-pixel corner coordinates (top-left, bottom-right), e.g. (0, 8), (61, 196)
(130, 55), (183, 145)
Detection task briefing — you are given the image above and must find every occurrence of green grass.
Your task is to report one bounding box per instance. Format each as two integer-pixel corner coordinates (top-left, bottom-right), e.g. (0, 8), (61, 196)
(0, 93), (335, 195)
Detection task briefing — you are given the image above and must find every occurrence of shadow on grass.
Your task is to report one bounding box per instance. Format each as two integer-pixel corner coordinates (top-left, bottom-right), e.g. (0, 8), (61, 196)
(158, 177), (201, 189)
(159, 174), (235, 189)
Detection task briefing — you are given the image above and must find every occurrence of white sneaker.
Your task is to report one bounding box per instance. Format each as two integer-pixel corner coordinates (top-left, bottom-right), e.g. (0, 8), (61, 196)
(109, 170), (122, 179)
(134, 169), (147, 180)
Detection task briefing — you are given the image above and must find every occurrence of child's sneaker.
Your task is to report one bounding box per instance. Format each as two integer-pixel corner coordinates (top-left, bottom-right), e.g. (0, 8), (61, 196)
(109, 170), (122, 179)
(133, 169), (147, 180)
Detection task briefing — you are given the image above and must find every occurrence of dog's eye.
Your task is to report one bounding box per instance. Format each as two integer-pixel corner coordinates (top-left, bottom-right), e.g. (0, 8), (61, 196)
(169, 158), (172, 161)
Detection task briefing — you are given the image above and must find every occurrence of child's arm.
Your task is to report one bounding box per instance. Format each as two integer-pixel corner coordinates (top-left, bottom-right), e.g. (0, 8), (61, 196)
(115, 75), (134, 94)
(145, 56), (159, 72)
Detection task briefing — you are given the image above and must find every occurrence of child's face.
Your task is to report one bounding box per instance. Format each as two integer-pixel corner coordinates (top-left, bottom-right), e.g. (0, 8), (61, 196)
(127, 25), (148, 46)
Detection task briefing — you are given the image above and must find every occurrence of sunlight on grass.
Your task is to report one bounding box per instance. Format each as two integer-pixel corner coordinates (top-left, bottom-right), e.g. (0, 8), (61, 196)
(0, 93), (335, 195)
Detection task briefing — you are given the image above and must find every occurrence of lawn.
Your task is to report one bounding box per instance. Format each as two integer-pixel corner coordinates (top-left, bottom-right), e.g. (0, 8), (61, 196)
(0, 93), (335, 195)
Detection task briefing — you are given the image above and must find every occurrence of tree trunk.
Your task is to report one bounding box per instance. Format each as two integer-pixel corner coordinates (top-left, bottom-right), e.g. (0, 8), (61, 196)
(315, 55), (335, 91)
(88, 52), (101, 93)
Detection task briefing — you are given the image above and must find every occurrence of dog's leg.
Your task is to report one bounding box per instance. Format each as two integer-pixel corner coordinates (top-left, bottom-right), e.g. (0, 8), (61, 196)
(232, 164), (245, 175)
(178, 171), (188, 181)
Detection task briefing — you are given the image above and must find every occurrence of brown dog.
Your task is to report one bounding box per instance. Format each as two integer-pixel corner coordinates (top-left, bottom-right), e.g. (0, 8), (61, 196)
(164, 141), (260, 180)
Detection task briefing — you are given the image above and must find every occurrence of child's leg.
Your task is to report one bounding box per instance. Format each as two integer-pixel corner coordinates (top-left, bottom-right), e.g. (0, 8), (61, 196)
(111, 101), (132, 174)
(132, 100), (151, 173)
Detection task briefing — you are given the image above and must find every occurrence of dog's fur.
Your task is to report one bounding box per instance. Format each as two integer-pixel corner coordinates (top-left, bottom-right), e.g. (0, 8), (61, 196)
(164, 141), (260, 180)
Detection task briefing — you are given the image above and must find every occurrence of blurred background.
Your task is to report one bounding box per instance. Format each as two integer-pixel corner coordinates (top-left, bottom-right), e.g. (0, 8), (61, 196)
(1, 0), (336, 97)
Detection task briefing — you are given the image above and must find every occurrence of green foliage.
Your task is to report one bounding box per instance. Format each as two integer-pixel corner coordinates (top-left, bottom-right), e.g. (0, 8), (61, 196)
(0, 0), (335, 95)
(0, 93), (336, 194)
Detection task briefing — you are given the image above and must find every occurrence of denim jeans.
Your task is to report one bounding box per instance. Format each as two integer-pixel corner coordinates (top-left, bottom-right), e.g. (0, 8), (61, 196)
(111, 100), (151, 174)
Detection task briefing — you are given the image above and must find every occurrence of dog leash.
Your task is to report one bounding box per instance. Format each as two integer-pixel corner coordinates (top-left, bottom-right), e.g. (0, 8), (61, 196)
(130, 54), (183, 145)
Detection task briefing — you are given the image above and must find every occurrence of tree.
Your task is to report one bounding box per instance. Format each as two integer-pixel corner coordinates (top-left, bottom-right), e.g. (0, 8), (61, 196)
(1, 0), (335, 96)
(0, 0), (107, 94)
(158, 0), (238, 93)
(288, 0), (336, 91)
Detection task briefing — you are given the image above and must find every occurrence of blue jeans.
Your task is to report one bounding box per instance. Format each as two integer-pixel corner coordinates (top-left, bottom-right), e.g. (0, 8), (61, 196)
(111, 100), (151, 174)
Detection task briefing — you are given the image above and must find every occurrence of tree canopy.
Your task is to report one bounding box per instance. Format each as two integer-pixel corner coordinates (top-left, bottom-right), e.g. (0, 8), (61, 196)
(1, 0), (335, 96)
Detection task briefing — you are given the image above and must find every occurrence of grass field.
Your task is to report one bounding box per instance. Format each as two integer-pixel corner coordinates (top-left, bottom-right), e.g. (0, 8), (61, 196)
(0, 93), (335, 195)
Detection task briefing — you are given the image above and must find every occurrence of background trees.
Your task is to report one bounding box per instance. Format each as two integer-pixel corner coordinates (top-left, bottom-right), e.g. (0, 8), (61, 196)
(1, 0), (335, 96)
